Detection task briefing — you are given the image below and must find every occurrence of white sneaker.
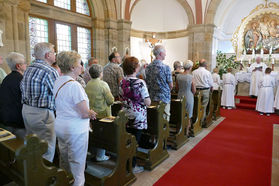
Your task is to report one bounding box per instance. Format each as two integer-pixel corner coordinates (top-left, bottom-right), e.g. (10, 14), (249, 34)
(222, 107), (226, 109)
(227, 107), (232, 110)
(96, 155), (110, 162)
(260, 113), (263, 116)
(267, 114), (270, 116)
(133, 165), (144, 174)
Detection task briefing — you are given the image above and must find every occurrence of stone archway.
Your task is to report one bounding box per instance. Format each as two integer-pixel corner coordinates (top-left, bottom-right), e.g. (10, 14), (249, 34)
(204, 0), (222, 24)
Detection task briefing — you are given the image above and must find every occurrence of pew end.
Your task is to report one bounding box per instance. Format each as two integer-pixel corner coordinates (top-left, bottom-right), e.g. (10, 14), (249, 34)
(0, 134), (72, 186)
(212, 89), (222, 120)
(86, 111), (137, 186)
(136, 102), (169, 170)
(204, 91), (214, 128)
(192, 92), (203, 136)
(168, 97), (189, 150)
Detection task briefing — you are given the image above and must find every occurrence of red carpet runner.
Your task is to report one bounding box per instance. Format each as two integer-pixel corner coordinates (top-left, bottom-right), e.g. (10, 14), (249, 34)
(155, 109), (279, 186)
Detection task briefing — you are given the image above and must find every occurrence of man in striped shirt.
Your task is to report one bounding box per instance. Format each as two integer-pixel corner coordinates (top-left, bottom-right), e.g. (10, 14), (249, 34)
(21, 42), (59, 162)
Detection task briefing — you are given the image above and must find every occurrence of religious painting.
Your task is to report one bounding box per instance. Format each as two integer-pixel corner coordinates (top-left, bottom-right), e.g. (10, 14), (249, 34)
(244, 13), (279, 54)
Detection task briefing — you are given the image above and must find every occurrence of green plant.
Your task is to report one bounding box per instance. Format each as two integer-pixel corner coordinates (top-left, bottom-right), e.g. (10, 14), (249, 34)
(216, 50), (239, 78)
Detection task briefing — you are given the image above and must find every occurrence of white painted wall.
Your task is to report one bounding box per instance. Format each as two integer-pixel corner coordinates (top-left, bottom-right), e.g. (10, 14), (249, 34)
(131, 36), (189, 70)
(131, 0), (189, 32)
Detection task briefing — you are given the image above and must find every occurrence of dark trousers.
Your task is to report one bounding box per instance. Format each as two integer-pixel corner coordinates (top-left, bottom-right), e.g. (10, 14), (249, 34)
(126, 127), (142, 167)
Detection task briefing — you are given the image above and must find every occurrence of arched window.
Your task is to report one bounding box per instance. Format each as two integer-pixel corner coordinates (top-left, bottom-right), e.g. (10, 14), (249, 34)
(30, 0), (92, 62)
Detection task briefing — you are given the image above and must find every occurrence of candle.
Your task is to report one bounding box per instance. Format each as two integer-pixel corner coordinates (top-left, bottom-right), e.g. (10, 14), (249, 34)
(249, 59), (251, 64)
(269, 46), (273, 55)
(261, 48), (264, 58)
(252, 49), (255, 59)
(272, 58), (275, 64)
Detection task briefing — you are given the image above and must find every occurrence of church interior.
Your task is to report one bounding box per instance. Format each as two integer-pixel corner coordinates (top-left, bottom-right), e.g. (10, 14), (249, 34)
(0, 0), (279, 185)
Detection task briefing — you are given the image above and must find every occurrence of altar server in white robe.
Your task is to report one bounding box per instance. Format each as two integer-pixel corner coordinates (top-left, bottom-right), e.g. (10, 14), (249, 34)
(212, 68), (221, 90)
(248, 56), (267, 97)
(256, 68), (275, 116)
(221, 68), (236, 109)
(273, 74), (279, 110)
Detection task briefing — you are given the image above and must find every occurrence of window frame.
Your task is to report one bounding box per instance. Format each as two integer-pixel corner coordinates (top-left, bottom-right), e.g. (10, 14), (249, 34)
(35, 0), (92, 17)
(29, 14), (93, 59)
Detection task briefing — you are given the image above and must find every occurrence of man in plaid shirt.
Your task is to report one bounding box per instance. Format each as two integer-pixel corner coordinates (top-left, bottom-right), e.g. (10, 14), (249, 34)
(21, 42), (59, 162)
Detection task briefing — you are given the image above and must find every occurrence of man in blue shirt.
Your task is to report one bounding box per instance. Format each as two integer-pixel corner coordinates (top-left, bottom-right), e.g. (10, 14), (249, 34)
(146, 45), (173, 121)
(21, 42), (59, 162)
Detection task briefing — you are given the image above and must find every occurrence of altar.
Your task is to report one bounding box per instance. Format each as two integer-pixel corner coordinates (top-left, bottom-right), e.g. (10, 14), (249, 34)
(235, 71), (279, 96)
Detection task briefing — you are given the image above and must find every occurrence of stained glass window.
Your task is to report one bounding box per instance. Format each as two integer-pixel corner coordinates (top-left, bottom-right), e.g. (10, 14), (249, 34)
(29, 17), (49, 61)
(56, 23), (72, 52)
(54, 0), (71, 10)
(76, 0), (90, 16)
(77, 27), (91, 63)
(36, 0), (47, 3)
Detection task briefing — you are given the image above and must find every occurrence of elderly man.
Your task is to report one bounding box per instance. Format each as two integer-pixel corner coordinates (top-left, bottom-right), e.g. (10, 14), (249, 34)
(0, 52), (27, 138)
(21, 42), (59, 162)
(192, 59), (213, 127)
(145, 45), (173, 121)
(103, 52), (124, 100)
(83, 57), (98, 84)
(248, 56), (267, 97)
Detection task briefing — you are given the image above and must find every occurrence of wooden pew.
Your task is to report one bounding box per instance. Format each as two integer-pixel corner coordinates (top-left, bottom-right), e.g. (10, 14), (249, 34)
(204, 91), (214, 128)
(136, 102), (169, 170)
(212, 89), (222, 120)
(85, 111), (137, 186)
(191, 92), (203, 136)
(0, 134), (71, 186)
(168, 97), (189, 150)
(111, 101), (123, 117)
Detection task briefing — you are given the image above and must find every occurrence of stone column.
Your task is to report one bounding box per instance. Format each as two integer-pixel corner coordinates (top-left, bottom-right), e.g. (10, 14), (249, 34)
(117, 19), (131, 58)
(187, 24), (215, 70)
(92, 17), (106, 65)
(105, 18), (118, 63)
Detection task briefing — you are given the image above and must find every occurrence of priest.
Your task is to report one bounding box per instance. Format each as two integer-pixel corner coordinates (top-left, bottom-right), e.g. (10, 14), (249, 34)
(248, 56), (267, 97)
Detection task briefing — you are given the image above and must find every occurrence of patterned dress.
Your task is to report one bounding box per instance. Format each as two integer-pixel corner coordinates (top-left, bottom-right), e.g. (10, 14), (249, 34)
(120, 77), (150, 130)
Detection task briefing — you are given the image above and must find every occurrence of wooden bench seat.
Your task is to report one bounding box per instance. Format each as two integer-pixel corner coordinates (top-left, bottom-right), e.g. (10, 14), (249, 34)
(136, 102), (169, 170)
(167, 97), (189, 150)
(0, 133), (71, 186)
(85, 111), (137, 186)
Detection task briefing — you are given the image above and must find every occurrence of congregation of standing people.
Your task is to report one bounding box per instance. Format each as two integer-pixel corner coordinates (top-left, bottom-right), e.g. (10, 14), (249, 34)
(1, 42), (279, 186)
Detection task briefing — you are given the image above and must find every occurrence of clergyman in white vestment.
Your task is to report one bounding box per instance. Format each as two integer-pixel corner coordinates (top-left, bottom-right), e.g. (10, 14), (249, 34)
(256, 68), (275, 115)
(248, 57), (267, 97)
(221, 68), (236, 109)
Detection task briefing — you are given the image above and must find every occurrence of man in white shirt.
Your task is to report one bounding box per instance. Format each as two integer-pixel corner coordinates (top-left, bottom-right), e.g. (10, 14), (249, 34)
(248, 56), (267, 97)
(192, 59), (214, 127)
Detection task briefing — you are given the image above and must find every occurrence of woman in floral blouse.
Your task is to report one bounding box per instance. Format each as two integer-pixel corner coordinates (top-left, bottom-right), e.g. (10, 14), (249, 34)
(120, 56), (151, 173)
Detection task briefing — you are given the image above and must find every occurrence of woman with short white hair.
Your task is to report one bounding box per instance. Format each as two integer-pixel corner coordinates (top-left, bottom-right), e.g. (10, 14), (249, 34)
(53, 51), (97, 186)
(176, 60), (196, 137)
(0, 52), (27, 138)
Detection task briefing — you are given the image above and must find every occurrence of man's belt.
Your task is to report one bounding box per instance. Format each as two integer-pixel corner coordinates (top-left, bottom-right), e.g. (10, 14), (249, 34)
(196, 87), (210, 90)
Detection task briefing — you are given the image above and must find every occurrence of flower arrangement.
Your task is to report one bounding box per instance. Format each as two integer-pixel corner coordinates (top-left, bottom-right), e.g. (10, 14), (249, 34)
(216, 50), (239, 78)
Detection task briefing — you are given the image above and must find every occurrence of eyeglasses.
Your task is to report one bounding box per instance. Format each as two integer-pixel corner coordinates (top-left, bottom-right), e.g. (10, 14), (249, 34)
(49, 51), (56, 55)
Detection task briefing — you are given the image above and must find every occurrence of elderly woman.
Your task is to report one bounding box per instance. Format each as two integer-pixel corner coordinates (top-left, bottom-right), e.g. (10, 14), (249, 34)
(176, 60), (196, 137)
(120, 56), (151, 174)
(85, 64), (114, 161)
(0, 52), (27, 138)
(53, 51), (97, 186)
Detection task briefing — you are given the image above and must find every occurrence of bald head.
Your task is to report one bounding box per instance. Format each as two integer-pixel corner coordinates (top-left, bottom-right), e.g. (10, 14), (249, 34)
(199, 59), (207, 67)
(256, 57), (261, 64)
